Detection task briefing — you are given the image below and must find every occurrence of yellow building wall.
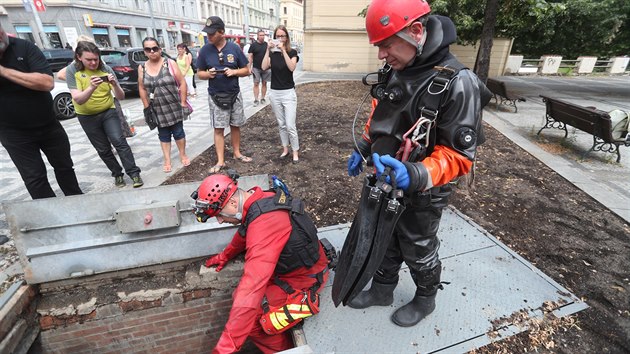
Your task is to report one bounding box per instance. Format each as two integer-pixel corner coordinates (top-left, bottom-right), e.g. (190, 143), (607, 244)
(304, 0), (512, 75)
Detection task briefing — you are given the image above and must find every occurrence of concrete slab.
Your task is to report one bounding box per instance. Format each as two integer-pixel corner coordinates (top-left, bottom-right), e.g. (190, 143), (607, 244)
(305, 207), (587, 353)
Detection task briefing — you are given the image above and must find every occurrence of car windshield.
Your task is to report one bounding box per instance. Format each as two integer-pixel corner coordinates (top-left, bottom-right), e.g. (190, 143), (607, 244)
(101, 51), (128, 65)
(132, 51), (150, 62)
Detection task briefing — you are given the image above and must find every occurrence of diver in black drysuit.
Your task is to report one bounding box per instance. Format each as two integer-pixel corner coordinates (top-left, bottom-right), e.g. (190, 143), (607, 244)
(346, 13), (492, 327)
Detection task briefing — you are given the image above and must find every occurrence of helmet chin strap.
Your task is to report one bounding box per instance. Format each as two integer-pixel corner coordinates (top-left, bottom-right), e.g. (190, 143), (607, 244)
(221, 190), (245, 221)
(395, 25), (427, 62)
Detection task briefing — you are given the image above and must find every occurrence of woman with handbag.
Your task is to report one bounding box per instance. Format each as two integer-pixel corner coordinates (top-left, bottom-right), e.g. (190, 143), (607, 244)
(261, 25), (300, 164)
(138, 37), (191, 173)
(67, 41), (143, 188)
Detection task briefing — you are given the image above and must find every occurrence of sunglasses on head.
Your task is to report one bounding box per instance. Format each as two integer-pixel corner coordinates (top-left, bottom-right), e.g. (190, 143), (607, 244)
(218, 51), (224, 64)
(144, 46), (160, 53)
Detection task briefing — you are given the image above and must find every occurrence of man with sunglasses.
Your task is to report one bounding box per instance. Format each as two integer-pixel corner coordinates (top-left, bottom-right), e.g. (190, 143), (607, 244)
(192, 172), (329, 353)
(197, 16), (252, 175)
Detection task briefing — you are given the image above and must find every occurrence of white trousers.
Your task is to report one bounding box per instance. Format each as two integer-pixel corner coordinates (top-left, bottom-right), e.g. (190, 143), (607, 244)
(269, 88), (299, 151)
(185, 76), (195, 95)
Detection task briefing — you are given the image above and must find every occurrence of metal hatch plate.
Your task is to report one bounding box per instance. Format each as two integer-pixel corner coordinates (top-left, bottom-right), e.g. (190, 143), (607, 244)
(304, 207), (588, 353)
(3, 175), (269, 284)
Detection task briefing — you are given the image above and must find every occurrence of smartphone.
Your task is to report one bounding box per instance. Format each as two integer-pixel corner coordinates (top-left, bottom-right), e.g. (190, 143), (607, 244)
(99, 75), (110, 82)
(212, 68), (227, 73)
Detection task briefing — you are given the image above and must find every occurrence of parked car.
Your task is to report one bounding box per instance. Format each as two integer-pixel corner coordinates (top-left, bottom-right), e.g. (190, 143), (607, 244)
(41, 49), (75, 72)
(51, 80), (76, 120)
(100, 48), (173, 94)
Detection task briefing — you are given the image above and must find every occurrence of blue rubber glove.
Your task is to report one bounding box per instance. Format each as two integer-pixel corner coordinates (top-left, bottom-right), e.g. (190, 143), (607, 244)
(347, 151), (364, 177)
(372, 153), (410, 191)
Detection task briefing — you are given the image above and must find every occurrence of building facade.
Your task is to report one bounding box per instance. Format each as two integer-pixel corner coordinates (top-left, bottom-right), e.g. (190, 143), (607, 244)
(279, 0), (303, 49)
(0, 0), (291, 50)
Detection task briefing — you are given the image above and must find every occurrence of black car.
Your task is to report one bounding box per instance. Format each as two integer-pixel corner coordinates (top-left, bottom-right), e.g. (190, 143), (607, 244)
(101, 48), (173, 93)
(41, 49), (75, 72)
(189, 47), (200, 73)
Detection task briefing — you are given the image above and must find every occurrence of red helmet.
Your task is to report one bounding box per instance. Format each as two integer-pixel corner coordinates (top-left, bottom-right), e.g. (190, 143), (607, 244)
(194, 174), (238, 217)
(365, 0), (431, 44)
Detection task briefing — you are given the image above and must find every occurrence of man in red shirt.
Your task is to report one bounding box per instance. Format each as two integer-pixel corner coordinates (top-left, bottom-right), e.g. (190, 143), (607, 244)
(192, 173), (329, 354)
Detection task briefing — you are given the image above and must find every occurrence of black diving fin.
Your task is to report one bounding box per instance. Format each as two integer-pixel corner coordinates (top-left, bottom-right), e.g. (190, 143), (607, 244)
(331, 173), (384, 306)
(342, 169), (406, 305)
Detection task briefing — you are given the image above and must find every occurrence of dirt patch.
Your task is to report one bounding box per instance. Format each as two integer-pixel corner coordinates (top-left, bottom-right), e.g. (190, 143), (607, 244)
(165, 81), (630, 353)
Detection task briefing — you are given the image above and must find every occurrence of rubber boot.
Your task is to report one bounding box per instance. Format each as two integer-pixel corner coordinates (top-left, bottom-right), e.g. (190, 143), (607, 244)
(347, 281), (397, 309)
(391, 292), (437, 327)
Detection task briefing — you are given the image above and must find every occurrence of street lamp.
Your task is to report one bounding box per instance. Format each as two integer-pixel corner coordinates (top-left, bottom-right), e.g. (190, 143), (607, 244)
(145, 0), (158, 38)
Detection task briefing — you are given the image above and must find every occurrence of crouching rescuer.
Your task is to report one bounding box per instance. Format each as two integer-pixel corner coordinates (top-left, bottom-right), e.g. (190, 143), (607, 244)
(191, 172), (333, 353)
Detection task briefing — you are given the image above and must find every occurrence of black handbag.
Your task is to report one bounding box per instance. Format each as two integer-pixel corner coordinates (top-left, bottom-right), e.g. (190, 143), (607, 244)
(143, 104), (158, 130)
(211, 92), (238, 110)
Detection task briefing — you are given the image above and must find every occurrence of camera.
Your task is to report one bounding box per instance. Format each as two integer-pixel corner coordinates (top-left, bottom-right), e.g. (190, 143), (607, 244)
(99, 75), (110, 82)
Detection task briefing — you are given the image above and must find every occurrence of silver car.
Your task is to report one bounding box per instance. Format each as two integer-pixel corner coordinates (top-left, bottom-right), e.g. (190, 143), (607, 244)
(51, 80), (76, 120)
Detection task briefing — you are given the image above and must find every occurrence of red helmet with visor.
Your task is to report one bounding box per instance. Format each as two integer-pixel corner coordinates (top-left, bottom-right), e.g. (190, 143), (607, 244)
(194, 174), (238, 218)
(365, 0), (431, 44)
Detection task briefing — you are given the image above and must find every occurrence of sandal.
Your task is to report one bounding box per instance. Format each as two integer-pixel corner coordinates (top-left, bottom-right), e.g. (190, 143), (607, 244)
(234, 155), (252, 163)
(163, 164), (172, 173)
(181, 157), (191, 167)
(209, 164), (226, 174)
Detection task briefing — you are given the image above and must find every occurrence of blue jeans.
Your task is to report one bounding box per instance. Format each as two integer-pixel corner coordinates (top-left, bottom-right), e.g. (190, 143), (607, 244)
(0, 120), (83, 199)
(77, 109), (141, 177)
(157, 121), (186, 143)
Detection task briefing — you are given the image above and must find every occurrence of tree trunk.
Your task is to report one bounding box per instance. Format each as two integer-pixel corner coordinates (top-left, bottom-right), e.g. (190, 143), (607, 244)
(474, 0), (500, 83)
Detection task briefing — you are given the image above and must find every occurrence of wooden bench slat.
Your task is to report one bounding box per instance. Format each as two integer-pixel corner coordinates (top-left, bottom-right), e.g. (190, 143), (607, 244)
(538, 95), (626, 162)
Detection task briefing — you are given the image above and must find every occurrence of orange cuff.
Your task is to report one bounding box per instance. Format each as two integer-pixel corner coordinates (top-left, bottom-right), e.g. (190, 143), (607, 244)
(421, 145), (473, 189)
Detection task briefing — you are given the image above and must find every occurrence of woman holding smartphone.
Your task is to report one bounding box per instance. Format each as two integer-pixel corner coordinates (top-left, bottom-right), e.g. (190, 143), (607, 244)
(262, 25), (300, 164)
(67, 41), (143, 188)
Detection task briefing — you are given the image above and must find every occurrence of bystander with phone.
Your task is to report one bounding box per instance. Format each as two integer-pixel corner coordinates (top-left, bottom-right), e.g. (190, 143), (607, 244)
(262, 25), (301, 164)
(67, 41), (144, 188)
(196, 16), (252, 174)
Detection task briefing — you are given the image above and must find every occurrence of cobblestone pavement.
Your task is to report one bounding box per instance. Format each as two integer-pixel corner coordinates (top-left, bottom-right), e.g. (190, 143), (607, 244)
(2, 73), (628, 289)
(0, 68), (365, 286)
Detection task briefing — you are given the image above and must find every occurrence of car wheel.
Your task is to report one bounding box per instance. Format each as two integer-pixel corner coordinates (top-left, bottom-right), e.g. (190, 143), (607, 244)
(54, 92), (76, 120)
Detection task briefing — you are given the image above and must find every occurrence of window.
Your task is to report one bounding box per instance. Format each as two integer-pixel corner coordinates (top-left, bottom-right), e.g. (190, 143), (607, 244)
(284, 7), (287, 15)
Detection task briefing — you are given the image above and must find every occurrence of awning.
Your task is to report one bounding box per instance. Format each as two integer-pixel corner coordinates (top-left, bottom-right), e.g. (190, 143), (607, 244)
(180, 28), (198, 36)
(116, 28), (130, 35)
(43, 25), (59, 33)
(166, 28), (178, 32)
(91, 28), (109, 35)
(15, 25), (32, 33)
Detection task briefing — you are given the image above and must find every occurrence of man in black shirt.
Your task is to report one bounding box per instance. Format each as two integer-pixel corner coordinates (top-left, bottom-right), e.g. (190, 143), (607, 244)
(0, 23), (83, 199)
(248, 29), (271, 106)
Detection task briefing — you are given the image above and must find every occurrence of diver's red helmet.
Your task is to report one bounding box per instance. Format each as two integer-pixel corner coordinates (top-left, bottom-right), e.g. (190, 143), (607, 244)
(365, 0), (431, 44)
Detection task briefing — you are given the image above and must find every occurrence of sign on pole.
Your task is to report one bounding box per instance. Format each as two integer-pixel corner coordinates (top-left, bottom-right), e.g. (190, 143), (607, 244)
(83, 14), (93, 27)
(33, 0), (45, 12)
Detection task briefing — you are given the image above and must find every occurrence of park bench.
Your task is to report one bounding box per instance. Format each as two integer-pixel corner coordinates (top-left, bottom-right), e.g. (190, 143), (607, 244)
(538, 95), (630, 162)
(486, 78), (526, 113)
